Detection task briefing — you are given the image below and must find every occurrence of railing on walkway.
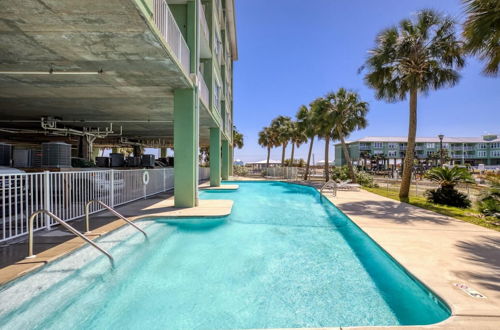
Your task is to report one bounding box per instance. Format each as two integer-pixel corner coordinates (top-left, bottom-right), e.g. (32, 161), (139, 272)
(153, 0), (191, 73)
(0, 167), (209, 242)
(263, 167), (299, 180)
(199, 72), (209, 108)
(199, 0), (210, 44)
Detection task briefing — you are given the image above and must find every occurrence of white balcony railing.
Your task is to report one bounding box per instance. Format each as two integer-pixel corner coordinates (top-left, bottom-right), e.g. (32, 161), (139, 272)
(154, 0), (191, 74)
(199, 1), (210, 44)
(199, 72), (209, 108)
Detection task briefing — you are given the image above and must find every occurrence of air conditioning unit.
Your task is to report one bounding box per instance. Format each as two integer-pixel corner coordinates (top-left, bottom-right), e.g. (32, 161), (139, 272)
(13, 149), (32, 168)
(0, 143), (12, 166)
(110, 153), (125, 167)
(141, 154), (155, 168)
(42, 142), (71, 168)
(127, 156), (141, 167)
(95, 157), (110, 167)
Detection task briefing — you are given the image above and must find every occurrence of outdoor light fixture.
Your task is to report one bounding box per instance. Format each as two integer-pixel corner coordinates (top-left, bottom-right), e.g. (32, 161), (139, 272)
(438, 134), (445, 166)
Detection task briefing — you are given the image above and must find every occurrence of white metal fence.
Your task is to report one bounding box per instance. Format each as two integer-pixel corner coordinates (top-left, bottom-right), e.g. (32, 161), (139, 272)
(263, 167), (299, 180)
(0, 167), (210, 242)
(153, 0), (191, 73)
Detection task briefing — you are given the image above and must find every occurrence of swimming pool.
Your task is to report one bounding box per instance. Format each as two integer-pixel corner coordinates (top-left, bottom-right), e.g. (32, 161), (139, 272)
(0, 181), (449, 329)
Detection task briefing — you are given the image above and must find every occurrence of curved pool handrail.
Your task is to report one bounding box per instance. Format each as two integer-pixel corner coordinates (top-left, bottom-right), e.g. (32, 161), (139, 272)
(27, 209), (114, 265)
(84, 200), (148, 239)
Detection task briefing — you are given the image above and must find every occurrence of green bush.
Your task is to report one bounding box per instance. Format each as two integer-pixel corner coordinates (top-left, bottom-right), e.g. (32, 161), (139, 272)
(477, 180), (500, 218)
(330, 166), (377, 188)
(425, 187), (471, 208)
(233, 165), (248, 176)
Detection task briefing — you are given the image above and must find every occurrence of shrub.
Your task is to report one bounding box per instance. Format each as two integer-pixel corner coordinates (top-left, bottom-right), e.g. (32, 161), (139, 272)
(425, 187), (471, 208)
(330, 166), (377, 188)
(477, 174), (500, 218)
(233, 165), (248, 176)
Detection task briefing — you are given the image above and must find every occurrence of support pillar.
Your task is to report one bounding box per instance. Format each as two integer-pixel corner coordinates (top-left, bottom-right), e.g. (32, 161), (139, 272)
(221, 139), (229, 180)
(210, 128), (221, 186)
(174, 88), (198, 207)
(160, 147), (167, 158)
(229, 145), (234, 176)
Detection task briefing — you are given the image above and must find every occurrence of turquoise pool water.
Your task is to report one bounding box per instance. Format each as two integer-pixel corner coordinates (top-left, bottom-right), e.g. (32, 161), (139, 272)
(0, 181), (449, 329)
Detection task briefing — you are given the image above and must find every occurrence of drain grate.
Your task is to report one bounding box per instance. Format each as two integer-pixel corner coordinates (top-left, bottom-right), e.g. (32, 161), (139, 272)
(454, 283), (487, 298)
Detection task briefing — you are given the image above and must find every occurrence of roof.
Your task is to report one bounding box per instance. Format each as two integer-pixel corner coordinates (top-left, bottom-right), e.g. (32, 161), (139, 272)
(335, 135), (500, 145)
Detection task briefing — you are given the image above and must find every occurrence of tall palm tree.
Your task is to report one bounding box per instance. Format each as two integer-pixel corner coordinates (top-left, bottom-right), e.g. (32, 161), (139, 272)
(232, 125), (244, 149)
(311, 97), (337, 182)
(363, 9), (464, 201)
(462, 0), (500, 76)
(258, 126), (274, 168)
(289, 121), (307, 166)
(296, 104), (318, 180)
(270, 115), (293, 166)
(326, 88), (369, 182)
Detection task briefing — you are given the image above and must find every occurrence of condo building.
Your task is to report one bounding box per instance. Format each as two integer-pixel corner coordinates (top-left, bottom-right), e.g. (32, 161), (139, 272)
(0, 0), (237, 207)
(334, 135), (500, 167)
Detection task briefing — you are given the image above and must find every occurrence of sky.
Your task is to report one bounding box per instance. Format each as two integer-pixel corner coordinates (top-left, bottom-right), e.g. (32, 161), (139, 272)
(232, 0), (500, 163)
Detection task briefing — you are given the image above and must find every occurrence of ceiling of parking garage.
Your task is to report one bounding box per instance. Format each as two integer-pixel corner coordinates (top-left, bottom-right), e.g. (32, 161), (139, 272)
(0, 0), (216, 145)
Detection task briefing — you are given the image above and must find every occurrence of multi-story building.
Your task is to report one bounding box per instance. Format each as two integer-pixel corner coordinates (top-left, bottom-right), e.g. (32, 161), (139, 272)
(0, 0), (237, 207)
(334, 135), (500, 167)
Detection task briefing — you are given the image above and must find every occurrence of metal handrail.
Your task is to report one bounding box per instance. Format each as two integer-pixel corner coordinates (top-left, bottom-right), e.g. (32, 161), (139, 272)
(27, 210), (114, 265)
(85, 200), (147, 239)
(320, 180), (337, 199)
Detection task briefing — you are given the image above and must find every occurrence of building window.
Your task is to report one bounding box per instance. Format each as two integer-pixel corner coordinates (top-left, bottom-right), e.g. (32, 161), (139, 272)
(492, 150), (500, 157)
(373, 142), (383, 148)
(442, 143), (449, 149)
(477, 151), (487, 157)
(478, 143), (488, 149)
(388, 150), (397, 157)
(373, 150), (384, 155)
(426, 143), (435, 148)
(388, 143), (397, 149)
(214, 80), (221, 110)
(491, 142), (500, 149)
(426, 151), (435, 156)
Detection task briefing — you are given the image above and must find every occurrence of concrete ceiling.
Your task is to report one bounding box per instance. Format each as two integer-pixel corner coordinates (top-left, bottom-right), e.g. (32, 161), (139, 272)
(0, 0), (215, 145)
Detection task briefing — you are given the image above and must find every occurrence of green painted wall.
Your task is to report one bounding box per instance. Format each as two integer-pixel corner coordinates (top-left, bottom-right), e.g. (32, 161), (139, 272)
(210, 127), (221, 186)
(221, 139), (229, 180)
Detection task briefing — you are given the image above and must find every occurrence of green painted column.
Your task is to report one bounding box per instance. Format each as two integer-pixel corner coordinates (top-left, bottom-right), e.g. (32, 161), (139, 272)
(160, 147), (167, 158)
(210, 128), (221, 186)
(229, 145), (234, 176)
(174, 88), (198, 207)
(221, 139), (229, 180)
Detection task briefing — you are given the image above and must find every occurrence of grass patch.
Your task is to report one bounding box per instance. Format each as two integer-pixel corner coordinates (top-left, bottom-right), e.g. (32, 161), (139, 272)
(364, 187), (500, 232)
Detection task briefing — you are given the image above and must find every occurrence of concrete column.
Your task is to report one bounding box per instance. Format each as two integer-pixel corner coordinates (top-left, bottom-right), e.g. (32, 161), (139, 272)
(160, 147), (167, 158)
(174, 88), (198, 207)
(229, 145), (234, 176)
(210, 128), (221, 186)
(221, 139), (229, 180)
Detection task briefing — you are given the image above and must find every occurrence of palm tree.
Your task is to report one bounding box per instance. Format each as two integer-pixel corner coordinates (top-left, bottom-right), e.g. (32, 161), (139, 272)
(425, 166), (474, 189)
(462, 0), (500, 76)
(296, 104), (318, 180)
(289, 121), (307, 166)
(232, 125), (244, 149)
(311, 97), (337, 182)
(363, 9), (464, 201)
(326, 88), (369, 182)
(270, 115), (293, 166)
(258, 126), (274, 168)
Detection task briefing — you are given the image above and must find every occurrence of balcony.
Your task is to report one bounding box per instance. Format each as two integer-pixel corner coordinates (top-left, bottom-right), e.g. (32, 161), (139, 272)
(199, 1), (211, 58)
(199, 73), (209, 109)
(153, 0), (191, 74)
(359, 144), (371, 150)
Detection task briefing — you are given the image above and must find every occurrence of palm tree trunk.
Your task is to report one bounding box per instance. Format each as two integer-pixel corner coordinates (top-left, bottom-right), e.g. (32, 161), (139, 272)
(338, 129), (356, 183)
(281, 143), (286, 166)
(400, 88), (417, 202)
(324, 134), (330, 182)
(290, 143), (295, 167)
(304, 136), (314, 180)
(266, 146), (270, 168)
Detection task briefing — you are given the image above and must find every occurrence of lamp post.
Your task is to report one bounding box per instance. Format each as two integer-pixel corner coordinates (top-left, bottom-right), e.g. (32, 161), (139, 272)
(438, 134), (444, 166)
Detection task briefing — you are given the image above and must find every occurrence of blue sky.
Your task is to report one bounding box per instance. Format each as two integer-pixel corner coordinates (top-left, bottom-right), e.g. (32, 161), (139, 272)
(232, 0), (500, 163)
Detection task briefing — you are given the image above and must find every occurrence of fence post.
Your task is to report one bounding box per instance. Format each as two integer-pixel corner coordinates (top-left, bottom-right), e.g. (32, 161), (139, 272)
(110, 169), (115, 208)
(43, 171), (51, 230)
(163, 168), (167, 192)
